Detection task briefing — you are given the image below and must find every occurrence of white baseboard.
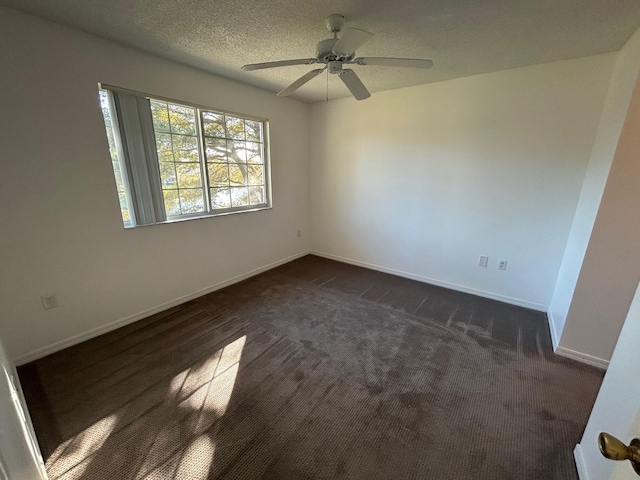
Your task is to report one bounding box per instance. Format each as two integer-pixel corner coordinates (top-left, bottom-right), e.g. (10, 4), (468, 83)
(547, 311), (610, 369)
(574, 443), (590, 480)
(310, 250), (548, 312)
(19, 249), (607, 372)
(547, 309), (561, 350)
(15, 251), (310, 366)
(556, 346), (609, 370)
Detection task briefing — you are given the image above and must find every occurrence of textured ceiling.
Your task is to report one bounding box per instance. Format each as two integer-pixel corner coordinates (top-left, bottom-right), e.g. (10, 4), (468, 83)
(2, 0), (640, 103)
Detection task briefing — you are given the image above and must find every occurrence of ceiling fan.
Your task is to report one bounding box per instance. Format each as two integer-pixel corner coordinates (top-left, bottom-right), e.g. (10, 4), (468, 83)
(241, 14), (434, 101)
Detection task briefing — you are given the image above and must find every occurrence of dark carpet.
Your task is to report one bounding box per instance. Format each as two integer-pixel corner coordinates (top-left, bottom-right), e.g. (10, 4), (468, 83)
(18, 255), (603, 479)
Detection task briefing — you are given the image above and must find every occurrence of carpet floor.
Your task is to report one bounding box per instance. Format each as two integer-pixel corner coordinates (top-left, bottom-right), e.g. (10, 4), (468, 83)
(18, 255), (604, 479)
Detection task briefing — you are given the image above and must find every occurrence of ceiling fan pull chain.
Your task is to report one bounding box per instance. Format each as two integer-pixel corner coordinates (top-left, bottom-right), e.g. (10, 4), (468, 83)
(326, 68), (329, 102)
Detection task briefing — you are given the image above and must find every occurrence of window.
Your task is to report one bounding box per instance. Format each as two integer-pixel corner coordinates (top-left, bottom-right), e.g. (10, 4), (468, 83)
(99, 90), (132, 226)
(99, 86), (270, 227)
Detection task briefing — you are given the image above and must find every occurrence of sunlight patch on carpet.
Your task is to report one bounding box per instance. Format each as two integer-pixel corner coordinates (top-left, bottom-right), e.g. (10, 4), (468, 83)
(174, 434), (216, 479)
(46, 414), (118, 479)
(135, 335), (246, 478)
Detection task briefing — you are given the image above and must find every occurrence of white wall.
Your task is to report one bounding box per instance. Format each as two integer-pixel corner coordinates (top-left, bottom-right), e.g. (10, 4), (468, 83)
(559, 67), (640, 363)
(309, 55), (614, 310)
(549, 29), (640, 349)
(574, 282), (640, 480)
(0, 8), (310, 363)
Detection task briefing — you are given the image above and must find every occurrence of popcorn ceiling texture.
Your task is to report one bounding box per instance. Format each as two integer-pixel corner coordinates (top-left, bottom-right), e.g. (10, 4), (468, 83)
(1, 0), (639, 102)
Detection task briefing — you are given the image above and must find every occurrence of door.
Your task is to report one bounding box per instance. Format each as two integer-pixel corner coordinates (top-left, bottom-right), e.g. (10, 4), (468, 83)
(575, 280), (640, 480)
(611, 411), (640, 479)
(0, 337), (47, 479)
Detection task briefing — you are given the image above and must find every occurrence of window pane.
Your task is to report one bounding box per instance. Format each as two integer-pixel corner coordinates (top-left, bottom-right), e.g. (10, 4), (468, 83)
(229, 164), (247, 186)
(151, 101), (170, 133)
(99, 89), (131, 226)
(163, 190), (181, 216)
(202, 112), (225, 137)
(247, 165), (263, 185)
(245, 120), (262, 142)
(175, 163), (202, 189)
(179, 189), (204, 214)
(112, 159), (125, 187)
(155, 133), (174, 162)
(205, 138), (227, 162)
(225, 115), (245, 140)
(210, 187), (231, 209)
(227, 140), (245, 164)
(246, 142), (263, 164)
(230, 140), (248, 162)
(168, 104), (196, 135)
(172, 134), (199, 162)
(151, 100), (206, 218)
(118, 192), (132, 222)
(208, 163), (229, 186)
(231, 187), (250, 207)
(159, 162), (177, 188)
(100, 93), (119, 154)
(248, 186), (264, 204)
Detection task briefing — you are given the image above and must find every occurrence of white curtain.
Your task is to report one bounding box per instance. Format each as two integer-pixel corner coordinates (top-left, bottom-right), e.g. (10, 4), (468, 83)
(110, 90), (166, 225)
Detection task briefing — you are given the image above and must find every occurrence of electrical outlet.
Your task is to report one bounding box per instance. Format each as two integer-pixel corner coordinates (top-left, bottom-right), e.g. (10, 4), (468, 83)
(41, 294), (58, 310)
(297, 229), (302, 238)
(478, 255), (488, 267)
(498, 260), (508, 271)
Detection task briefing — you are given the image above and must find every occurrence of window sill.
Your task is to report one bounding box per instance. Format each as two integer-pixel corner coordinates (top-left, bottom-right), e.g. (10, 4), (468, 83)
(124, 204), (272, 228)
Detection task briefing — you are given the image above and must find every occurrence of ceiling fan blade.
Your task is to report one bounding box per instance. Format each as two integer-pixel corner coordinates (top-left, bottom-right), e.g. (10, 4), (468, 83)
(242, 58), (317, 71)
(354, 57), (434, 69)
(277, 68), (326, 96)
(333, 28), (373, 55)
(338, 69), (370, 100)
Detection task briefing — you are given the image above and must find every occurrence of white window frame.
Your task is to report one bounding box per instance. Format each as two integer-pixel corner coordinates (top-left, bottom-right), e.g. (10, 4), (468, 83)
(99, 84), (272, 228)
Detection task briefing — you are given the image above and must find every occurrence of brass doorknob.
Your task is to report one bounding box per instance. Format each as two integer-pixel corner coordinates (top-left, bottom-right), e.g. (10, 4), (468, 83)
(598, 432), (640, 475)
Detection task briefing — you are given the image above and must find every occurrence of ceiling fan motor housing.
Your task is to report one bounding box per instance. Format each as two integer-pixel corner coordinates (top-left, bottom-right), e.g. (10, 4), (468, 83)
(316, 38), (353, 64)
(316, 38), (337, 62)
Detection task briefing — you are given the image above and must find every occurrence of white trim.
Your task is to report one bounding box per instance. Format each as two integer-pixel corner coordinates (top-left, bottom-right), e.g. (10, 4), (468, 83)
(10, 371), (48, 479)
(310, 250), (548, 312)
(100, 83), (270, 122)
(574, 443), (590, 480)
(547, 309), (561, 350)
(15, 251), (309, 366)
(546, 310), (610, 370)
(556, 346), (609, 370)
